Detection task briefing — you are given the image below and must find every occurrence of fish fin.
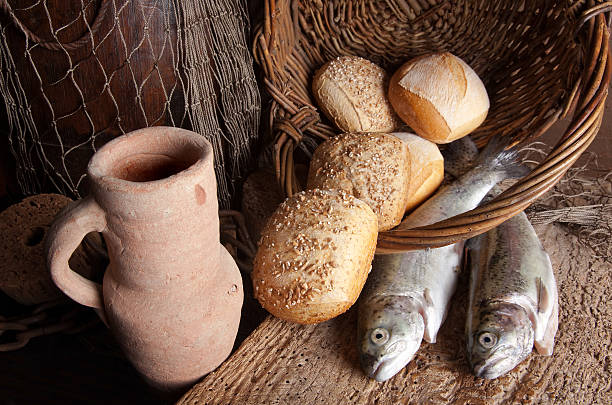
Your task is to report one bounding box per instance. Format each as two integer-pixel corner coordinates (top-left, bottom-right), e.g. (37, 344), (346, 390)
(421, 288), (451, 344)
(535, 297), (559, 356)
(475, 135), (530, 179)
(421, 289), (434, 343)
(536, 277), (552, 315)
(423, 288), (434, 308)
(414, 295), (435, 343)
(423, 306), (447, 344)
(422, 310), (436, 343)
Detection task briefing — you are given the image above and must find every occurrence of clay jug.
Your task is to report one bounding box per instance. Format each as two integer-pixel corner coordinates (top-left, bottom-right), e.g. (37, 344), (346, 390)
(45, 126), (243, 391)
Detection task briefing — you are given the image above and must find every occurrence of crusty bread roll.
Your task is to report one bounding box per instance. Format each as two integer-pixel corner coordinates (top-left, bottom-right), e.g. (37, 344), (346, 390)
(312, 56), (401, 133)
(307, 132), (411, 231)
(388, 52), (489, 144)
(252, 189), (378, 324)
(391, 133), (444, 212)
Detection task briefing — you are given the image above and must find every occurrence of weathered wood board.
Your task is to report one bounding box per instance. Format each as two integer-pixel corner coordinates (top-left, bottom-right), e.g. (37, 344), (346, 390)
(179, 224), (611, 404)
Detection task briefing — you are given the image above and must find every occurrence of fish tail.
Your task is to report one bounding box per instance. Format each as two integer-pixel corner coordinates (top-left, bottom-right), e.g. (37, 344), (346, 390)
(476, 135), (530, 179)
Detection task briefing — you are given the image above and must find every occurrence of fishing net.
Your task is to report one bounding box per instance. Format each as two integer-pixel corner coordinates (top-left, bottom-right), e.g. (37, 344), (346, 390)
(0, 0), (260, 208)
(522, 143), (612, 261)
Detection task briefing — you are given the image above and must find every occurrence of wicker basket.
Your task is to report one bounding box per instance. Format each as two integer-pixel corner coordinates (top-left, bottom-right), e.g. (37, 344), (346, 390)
(253, 0), (611, 251)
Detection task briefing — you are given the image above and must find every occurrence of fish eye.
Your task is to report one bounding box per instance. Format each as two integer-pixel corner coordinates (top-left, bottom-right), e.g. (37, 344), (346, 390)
(370, 328), (389, 345)
(478, 332), (498, 349)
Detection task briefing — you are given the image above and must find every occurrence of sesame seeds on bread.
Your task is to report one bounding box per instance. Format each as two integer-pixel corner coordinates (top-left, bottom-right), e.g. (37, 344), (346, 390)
(307, 132), (411, 231)
(252, 189), (378, 324)
(312, 56), (401, 133)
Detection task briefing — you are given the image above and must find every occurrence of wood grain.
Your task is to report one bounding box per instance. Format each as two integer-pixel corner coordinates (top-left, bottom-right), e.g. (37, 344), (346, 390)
(1, 0), (183, 196)
(179, 223), (611, 404)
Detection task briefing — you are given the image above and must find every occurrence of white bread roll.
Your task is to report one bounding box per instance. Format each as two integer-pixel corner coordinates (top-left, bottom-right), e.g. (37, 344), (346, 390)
(388, 52), (489, 144)
(307, 132), (411, 231)
(391, 133), (444, 212)
(252, 189), (378, 324)
(312, 56), (401, 133)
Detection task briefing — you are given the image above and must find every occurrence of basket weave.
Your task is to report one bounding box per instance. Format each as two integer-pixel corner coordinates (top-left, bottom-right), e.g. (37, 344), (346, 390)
(253, 0), (611, 251)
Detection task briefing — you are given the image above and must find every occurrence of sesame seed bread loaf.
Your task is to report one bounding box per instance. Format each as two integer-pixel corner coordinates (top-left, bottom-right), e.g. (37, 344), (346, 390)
(388, 52), (489, 144)
(391, 133), (444, 212)
(252, 189), (378, 324)
(312, 56), (401, 133)
(306, 132), (411, 231)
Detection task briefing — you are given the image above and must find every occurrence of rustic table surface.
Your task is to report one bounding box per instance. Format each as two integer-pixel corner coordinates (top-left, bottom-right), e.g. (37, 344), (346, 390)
(1, 85), (610, 405)
(179, 223), (611, 405)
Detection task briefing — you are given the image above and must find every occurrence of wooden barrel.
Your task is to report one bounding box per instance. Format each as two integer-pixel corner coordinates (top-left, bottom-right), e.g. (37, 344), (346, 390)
(0, 0), (260, 207)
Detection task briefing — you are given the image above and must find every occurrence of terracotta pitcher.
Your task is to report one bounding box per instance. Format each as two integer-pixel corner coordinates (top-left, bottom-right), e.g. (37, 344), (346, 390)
(45, 127), (243, 391)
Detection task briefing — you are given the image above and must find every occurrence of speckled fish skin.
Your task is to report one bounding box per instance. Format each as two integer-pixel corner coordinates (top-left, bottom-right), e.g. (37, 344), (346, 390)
(442, 135), (479, 178)
(358, 255), (425, 382)
(358, 136), (527, 382)
(466, 211), (559, 379)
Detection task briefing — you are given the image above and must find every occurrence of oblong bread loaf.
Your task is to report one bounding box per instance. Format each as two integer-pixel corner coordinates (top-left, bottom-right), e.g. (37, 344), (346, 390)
(241, 168), (285, 242)
(391, 133), (444, 212)
(252, 189), (378, 324)
(307, 132), (411, 231)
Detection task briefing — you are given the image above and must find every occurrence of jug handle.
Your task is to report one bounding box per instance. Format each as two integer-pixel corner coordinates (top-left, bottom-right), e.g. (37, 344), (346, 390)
(46, 196), (107, 313)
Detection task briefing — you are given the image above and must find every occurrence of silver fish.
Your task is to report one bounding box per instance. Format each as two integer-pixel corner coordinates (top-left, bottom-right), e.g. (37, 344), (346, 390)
(466, 210), (559, 379)
(358, 136), (527, 382)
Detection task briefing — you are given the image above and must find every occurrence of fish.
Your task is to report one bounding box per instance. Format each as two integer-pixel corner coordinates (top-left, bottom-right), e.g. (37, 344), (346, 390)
(465, 209), (559, 379)
(442, 135), (479, 178)
(358, 136), (528, 382)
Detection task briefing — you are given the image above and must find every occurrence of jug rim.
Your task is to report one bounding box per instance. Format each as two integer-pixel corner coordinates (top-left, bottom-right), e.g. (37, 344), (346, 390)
(88, 126), (212, 192)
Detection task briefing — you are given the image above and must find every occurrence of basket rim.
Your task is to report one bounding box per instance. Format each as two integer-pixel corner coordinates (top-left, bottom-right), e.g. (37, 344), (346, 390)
(253, 0), (612, 251)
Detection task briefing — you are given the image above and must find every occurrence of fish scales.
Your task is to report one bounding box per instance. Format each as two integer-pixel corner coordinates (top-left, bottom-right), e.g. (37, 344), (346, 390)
(466, 210), (558, 379)
(358, 136), (528, 382)
(362, 245), (463, 344)
(398, 168), (508, 230)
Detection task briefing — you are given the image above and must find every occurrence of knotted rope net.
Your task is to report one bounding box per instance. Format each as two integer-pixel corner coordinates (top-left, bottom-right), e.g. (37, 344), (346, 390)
(523, 143), (612, 261)
(0, 0), (260, 208)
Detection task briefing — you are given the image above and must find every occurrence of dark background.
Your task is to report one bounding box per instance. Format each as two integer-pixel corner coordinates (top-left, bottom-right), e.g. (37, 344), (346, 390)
(0, 0), (610, 403)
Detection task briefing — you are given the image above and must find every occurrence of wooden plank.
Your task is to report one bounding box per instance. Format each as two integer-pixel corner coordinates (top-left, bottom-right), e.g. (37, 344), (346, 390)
(179, 224), (610, 404)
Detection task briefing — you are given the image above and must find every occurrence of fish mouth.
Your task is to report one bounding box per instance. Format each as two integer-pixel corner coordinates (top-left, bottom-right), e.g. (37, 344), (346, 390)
(472, 356), (516, 379)
(361, 341), (418, 382)
(360, 352), (397, 382)
(365, 358), (397, 382)
(360, 353), (383, 380)
(371, 360), (391, 382)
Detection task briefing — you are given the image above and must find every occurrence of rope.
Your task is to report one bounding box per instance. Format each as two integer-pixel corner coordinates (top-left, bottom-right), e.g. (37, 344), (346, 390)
(0, 0), (111, 52)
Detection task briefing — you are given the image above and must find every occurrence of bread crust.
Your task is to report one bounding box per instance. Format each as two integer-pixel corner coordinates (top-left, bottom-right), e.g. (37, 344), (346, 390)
(252, 189), (378, 324)
(391, 133), (444, 212)
(388, 52), (489, 143)
(313, 56), (401, 133)
(307, 132), (411, 231)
